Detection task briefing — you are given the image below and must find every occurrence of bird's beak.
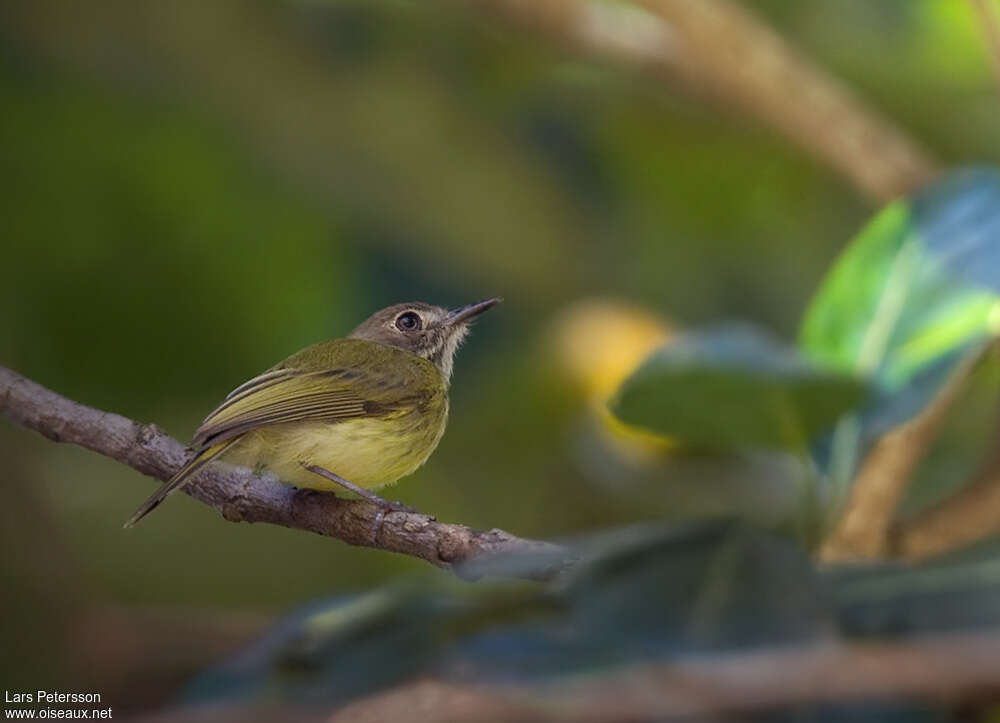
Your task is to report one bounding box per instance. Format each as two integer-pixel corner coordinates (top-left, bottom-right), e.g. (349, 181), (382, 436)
(446, 297), (502, 326)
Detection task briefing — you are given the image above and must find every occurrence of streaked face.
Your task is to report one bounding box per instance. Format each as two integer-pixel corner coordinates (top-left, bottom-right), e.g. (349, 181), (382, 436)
(348, 299), (500, 381)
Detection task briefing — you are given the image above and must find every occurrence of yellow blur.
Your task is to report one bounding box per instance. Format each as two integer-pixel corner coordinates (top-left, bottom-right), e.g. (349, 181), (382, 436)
(552, 299), (677, 466)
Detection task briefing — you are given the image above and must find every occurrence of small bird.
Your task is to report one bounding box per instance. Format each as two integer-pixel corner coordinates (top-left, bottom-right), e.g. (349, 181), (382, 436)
(124, 298), (501, 529)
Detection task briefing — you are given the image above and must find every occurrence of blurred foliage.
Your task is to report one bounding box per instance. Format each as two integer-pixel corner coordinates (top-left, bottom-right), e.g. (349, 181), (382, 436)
(606, 168), (1000, 544)
(612, 324), (869, 450)
(802, 169), (1000, 442)
(184, 520), (1000, 718)
(2, 0), (1000, 716)
(802, 168), (1000, 506)
(184, 522), (831, 707)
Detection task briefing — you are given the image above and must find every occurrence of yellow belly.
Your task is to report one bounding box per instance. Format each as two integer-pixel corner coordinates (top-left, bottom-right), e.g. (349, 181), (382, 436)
(223, 409), (447, 491)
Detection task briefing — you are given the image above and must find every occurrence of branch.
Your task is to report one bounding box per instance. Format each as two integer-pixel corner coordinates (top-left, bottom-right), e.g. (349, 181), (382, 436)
(0, 366), (565, 579)
(475, 0), (938, 202)
(893, 459), (1000, 560)
(323, 629), (1000, 721)
(124, 630), (1000, 720)
(891, 391), (1000, 560)
(971, 0), (1000, 95)
(820, 344), (988, 562)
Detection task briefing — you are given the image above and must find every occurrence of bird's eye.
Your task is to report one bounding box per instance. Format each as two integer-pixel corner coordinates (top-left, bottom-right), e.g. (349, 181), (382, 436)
(395, 311), (422, 332)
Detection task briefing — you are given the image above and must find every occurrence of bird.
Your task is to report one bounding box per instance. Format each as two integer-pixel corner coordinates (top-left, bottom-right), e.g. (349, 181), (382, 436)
(123, 298), (501, 529)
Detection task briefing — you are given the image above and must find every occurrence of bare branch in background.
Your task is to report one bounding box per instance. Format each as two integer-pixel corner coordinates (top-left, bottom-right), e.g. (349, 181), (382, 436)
(126, 630), (1000, 721)
(820, 346), (989, 562)
(971, 0), (1000, 94)
(0, 366), (566, 579)
(894, 458), (1000, 560)
(476, 0), (939, 201)
(319, 630), (1000, 721)
(893, 397), (1000, 560)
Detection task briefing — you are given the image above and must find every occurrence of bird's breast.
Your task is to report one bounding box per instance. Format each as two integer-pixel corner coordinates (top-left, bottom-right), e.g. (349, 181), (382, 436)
(226, 398), (449, 491)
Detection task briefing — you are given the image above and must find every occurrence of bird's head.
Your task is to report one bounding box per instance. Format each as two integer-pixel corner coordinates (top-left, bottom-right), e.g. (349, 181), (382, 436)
(349, 298), (501, 381)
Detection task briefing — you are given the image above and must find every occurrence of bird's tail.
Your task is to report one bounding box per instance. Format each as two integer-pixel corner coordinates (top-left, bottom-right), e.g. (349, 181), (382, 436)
(123, 440), (235, 528)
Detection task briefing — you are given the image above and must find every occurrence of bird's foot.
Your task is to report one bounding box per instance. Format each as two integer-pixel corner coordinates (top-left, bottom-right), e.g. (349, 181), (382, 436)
(373, 497), (419, 515)
(370, 498), (421, 544)
(299, 463), (421, 543)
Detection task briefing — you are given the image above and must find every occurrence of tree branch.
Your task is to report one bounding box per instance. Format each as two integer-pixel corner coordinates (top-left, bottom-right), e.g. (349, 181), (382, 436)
(891, 399), (1000, 560)
(893, 460), (1000, 560)
(0, 365), (565, 579)
(475, 0), (938, 202)
(326, 630), (1000, 721)
(819, 345), (989, 562)
(971, 0), (1000, 95)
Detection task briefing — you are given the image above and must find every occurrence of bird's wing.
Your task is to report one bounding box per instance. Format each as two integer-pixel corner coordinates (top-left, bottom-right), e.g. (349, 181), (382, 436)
(191, 368), (377, 448)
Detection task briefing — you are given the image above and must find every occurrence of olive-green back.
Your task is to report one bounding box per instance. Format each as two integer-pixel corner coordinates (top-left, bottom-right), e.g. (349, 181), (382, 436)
(192, 339), (446, 449)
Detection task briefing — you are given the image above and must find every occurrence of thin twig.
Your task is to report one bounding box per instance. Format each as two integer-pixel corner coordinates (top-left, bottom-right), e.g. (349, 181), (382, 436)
(0, 365), (566, 579)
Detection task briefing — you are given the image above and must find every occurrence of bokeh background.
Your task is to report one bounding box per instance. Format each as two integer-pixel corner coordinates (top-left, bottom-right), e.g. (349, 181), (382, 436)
(1, 0), (999, 714)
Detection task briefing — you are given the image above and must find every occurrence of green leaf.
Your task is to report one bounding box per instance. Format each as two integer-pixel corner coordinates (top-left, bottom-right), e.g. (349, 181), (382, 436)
(609, 325), (868, 450)
(800, 167), (1000, 436)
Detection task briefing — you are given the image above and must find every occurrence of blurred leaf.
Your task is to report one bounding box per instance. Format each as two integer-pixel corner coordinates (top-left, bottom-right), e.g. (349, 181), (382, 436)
(800, 167), (1000, 439)
(181, 591), (429, 705)
(550, 521), (832, 653)
(183, 578), (555, 706)
(456, 522), (832, 681)
(609, 325), (868, 450)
